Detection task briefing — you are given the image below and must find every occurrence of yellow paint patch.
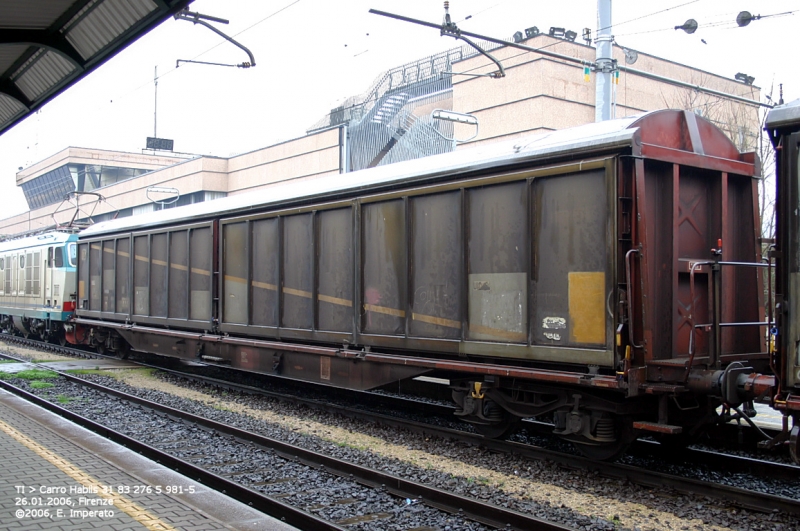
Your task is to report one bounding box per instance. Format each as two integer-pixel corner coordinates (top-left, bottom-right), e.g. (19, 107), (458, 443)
(0, 419), (177, 531)
(568, 271), (606, 345)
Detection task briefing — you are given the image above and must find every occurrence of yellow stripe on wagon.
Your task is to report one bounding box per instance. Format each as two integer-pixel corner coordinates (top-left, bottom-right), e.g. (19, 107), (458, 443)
(363, 304), (405, 318)
(412, 312), (461, 329)
(468, 323), (527, 342)
(251, 280), (277, 291)
(283, 287), (312, 299)
(318, 294), (353, 307)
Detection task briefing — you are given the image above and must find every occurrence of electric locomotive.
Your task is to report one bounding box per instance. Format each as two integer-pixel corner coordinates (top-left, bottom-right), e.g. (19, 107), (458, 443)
(0, 231), (79, 343)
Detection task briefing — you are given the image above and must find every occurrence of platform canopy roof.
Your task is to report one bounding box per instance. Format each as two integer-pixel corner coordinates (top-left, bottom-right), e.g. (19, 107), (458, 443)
(0, 0), (192, 137)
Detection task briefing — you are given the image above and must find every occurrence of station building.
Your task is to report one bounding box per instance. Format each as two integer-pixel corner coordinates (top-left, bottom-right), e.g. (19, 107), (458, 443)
(0, 30), (762, 237)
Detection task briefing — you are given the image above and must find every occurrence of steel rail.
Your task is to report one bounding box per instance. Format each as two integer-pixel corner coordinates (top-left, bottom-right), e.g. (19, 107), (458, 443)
(124, 364), (800, 513)
(133, 361), (797, 484)
(0, 365), (572, 531)
(3, 336), (798, 513)
(0, 379), (344, 531)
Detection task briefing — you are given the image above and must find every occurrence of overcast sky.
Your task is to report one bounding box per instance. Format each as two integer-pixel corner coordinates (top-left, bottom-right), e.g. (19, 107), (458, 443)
(0, 0), (796, 220)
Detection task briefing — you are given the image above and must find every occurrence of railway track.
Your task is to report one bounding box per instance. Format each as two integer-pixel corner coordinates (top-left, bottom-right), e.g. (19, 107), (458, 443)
(143, 366), (800, 514)
(0, 351), (576, 531)
(3, 335), (799, 519)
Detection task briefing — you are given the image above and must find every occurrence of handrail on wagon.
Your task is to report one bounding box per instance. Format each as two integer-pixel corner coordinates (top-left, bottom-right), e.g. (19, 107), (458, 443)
(685, 259), (773, 382)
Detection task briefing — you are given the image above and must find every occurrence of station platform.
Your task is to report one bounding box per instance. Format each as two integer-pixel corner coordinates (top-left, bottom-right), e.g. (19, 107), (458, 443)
(0, 387), (297, 531)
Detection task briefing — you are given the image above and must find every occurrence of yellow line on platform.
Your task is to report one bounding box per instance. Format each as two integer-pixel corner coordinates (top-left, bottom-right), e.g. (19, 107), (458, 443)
(0, 419), (177, 531)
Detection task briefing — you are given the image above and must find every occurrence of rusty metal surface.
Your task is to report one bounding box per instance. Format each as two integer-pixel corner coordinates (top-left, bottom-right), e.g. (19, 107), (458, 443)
(409, 191), (462, 339)
(318, 208), (353, 332)
(222, 221), (247, 324)
(115, 237), (130, 314)
(76, 317), (622, 389)
(362, 199), (406, 335)
(533, 169), (609, 348)
(251, 217), (280, 327)
(189, 226), (212, 320)
(467, 181), (527, 343)
(283, 213), (314, 329)
(150, 232), (168, 316)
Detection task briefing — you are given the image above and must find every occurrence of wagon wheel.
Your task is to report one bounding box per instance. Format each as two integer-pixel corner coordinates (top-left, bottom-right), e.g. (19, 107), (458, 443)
(53, 330), (67, 347)
(570, 416), (635, 461)
(572, 437), (631, 461)
(474, 415), (521, 439)
(113, 342), (131, 360)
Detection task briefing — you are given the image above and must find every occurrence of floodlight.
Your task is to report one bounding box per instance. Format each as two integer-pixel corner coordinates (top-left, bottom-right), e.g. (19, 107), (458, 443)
(675, 19), (698, 34)
(432, 110), (478, 125)
(565, 30), (577, 42)
(513, 31), (524, 43)
(736, 11), (758, 27)
(549, 27), (565, 39)
(525, 26), (540, 38)
(735, 73), (755, 85)
(431, 109), (479, 143)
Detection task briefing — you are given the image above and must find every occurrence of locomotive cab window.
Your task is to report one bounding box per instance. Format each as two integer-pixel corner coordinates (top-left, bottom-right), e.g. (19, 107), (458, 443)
(54, 246), (64, 268)
(68, 243), (77, 267)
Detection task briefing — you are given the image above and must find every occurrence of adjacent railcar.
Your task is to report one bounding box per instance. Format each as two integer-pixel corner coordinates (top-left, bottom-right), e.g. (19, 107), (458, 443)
(0, 231), (78, 342)
(766, 98), (800, 459)
(72, 109), (778, 458)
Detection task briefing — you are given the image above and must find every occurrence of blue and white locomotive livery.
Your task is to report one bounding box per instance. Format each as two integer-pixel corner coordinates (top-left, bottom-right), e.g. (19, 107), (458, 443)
(0, 231), (78, 343)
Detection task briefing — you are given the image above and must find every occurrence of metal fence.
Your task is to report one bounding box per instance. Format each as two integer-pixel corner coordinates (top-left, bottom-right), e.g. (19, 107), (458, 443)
(307, 38), (505, 133)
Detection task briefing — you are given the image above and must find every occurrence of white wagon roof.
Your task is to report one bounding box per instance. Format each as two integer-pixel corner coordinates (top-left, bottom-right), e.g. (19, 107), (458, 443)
(81, 114), (643, 238)
(766, 98), (800, 130)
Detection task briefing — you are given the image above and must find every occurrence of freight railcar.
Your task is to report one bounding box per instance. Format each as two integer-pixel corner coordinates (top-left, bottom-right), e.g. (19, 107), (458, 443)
(71, 109), (782, 459)
(766, 98), (800, 461)
(0, 231), (79, 343)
